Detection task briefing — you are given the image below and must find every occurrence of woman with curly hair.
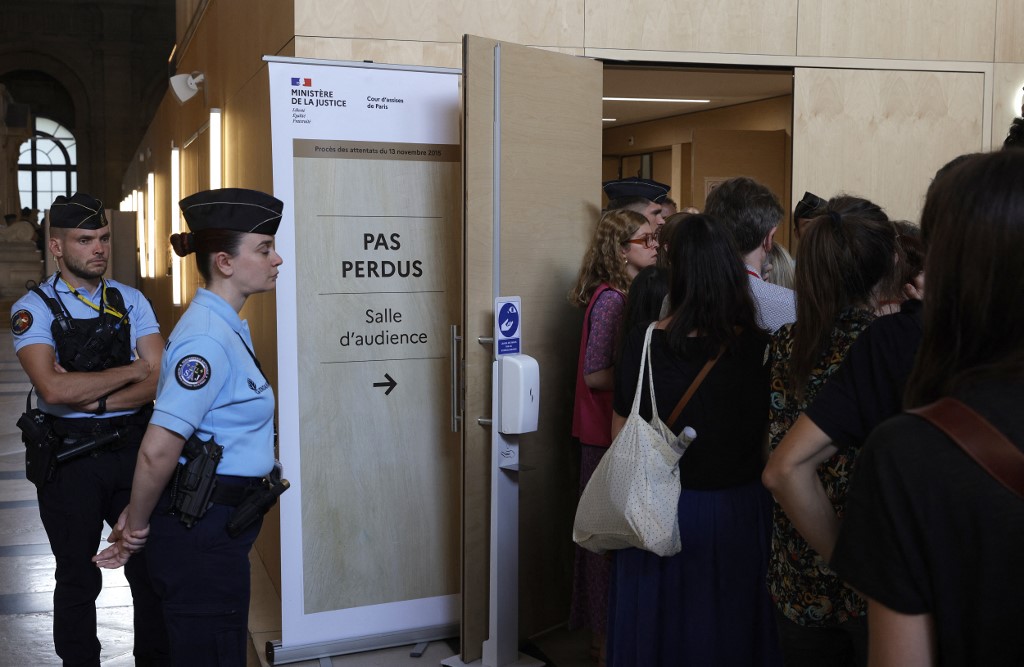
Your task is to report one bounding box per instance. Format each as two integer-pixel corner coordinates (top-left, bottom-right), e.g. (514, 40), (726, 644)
(568, 208), (658, 663)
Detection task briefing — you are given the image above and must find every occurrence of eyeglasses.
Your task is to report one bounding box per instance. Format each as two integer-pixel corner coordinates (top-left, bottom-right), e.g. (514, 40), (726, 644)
(624, 233), (658, 249)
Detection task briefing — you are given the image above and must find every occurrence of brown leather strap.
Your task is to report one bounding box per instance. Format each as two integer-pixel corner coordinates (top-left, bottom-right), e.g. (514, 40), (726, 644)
(667, 349), (722, 427)
(908, 397), (1024, 500)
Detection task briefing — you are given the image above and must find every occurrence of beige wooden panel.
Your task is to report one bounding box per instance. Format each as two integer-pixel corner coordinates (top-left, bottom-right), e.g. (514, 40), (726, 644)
(602, 97), (792, 156)
(226, 66), (281, 582)
(652, 149), (672, 192)
(793, 69), (984, 226)
(295, 37), (463, 69)
(584, 0), (797, 56)
(994, 63), (1024, 146)
(296, 0), (584, 47)
(797, 0), (996, 61)
(224, 67), (274, 196)
(996, 0), (1024, 62)
(620, 154), (644, 178)
(217, 0), (295, 92)
(463, 34), (601, 660)
(691, 128), (788, 220)
(293, 156), (461, 612)
(675, 143), (695, 210)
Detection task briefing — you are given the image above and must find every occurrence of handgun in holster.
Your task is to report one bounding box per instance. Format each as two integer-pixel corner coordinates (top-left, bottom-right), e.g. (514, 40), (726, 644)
(225, 467), (290, 539)
(17, 409), (59, 488)
(169, 434), (223, 528)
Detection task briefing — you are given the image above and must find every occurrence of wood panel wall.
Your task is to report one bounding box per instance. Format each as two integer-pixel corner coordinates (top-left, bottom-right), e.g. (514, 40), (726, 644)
(295, 2), (585, 47)
(584, 0), (799, 55)
(793, 68), (985, 224)
(797, 0), (998, 61)
(603, 97), (793, 155)
(691, 129), (789, 217)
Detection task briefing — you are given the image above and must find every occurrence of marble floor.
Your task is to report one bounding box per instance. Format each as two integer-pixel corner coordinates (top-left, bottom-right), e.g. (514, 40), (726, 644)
(0, 326), (595, 666)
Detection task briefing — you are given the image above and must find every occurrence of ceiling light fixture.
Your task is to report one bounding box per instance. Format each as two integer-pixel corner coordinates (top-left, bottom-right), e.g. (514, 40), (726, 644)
(602, 97), (710, 103)
(602, 118), (617, 122)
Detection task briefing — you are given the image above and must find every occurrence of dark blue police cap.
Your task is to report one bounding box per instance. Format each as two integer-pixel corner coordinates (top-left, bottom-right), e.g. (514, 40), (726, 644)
(50, 193), (108, 229)
(602, 177), (670, 203)
(794, 191), (827, 221)
(179, 188), (283, 235)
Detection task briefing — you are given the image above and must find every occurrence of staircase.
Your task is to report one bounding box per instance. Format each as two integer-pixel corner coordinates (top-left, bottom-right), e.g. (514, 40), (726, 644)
(0, 329), (32, 398)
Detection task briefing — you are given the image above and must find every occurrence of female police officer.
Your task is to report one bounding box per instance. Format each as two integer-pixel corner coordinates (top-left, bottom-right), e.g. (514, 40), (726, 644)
(94, 187), (284, 665)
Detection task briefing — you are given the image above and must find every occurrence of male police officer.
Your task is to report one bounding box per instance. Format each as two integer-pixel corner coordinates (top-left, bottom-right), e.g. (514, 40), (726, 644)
(602, 176), (671, 229)
(10, 193), (168, 665)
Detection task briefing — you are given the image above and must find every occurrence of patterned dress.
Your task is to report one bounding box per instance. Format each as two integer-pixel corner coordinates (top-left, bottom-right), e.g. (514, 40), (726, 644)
(570, 286), (625, 636)
(767, 307), (875, 626)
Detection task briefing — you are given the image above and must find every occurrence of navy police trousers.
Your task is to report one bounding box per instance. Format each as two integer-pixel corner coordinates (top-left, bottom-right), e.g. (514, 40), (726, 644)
(146, 479), (263, 666)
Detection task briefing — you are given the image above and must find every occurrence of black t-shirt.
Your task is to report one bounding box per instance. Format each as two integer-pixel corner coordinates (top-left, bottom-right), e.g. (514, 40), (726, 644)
(831, 380), (1024, 665)
(804, 300), (923, 450)
(613, 324), (770, 490)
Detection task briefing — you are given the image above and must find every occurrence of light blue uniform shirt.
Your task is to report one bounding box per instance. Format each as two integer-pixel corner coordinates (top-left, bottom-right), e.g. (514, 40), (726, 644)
(150, 288), (275, 477)
(9, 273), (160, 418)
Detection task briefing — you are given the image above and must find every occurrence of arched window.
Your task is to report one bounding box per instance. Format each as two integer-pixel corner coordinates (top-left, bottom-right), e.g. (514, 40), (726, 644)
(18, 116), (77, 210)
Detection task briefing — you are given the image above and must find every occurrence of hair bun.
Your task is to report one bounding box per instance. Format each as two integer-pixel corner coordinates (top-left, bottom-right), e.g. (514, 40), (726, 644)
(170, 231), (196, 257)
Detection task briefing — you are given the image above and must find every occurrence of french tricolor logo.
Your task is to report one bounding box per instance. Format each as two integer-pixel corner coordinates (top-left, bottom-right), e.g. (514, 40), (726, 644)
(291, 77), (312, 87)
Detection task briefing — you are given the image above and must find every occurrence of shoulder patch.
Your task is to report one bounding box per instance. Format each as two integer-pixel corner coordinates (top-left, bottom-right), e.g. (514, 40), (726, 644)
(175, 355), (211, 390)
(11, 310), (32, 336)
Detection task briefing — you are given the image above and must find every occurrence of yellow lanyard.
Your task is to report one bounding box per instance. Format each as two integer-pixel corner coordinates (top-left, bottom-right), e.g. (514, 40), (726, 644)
(59, 276), (125, 319)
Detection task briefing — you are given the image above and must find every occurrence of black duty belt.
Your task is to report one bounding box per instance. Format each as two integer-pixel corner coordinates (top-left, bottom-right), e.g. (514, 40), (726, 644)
(209, 475), (266, 507)
(51, 404), (153, 437)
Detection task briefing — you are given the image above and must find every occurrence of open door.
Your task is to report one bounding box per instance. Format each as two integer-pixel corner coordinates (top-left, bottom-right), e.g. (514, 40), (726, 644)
(459, 35), (602, 662)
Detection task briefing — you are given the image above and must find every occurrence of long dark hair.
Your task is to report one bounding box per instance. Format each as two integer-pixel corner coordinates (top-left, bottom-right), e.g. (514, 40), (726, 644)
(616, 265), (669, 360)
(663, 214), (761, 359)
(789, 196), (897, 398)
(170, 229), (247, 283)
(905, 150), (1024, 406)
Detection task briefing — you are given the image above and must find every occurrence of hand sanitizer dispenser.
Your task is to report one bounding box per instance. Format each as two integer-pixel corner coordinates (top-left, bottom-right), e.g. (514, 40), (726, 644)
(500, 355), (540, 434)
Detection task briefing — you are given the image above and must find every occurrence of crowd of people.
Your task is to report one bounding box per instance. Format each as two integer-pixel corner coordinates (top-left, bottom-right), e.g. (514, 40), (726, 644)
(9, 114), (1024, 666)
(570, 131), (1024, 665)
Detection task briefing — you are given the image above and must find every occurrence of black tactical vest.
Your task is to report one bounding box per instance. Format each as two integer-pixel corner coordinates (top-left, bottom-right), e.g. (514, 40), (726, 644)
(31, 279), (133, 372)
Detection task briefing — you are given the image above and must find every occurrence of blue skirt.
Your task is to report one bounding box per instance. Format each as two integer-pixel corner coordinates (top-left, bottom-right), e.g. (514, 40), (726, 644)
(607, 481), (783, 666)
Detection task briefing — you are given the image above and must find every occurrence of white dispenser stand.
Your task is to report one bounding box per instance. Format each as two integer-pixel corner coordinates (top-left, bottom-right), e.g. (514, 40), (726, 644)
(444, 296), (542, 667)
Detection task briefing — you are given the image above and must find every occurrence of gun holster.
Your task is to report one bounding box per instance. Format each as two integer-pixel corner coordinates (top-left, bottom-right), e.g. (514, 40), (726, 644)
(17, 408), (58, 488)
(168, 434), (223, 528)
(225, 474), (290, 539)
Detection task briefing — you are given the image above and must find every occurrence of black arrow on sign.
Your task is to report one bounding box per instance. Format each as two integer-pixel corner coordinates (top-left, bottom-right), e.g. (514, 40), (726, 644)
(373, 373), (397, 396)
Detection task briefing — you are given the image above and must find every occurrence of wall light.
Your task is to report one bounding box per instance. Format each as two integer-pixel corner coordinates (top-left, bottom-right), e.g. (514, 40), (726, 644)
(210, 108), (222, 190)
(135, 189), (146, 278)
(170, 146), (182, 306)
(147, 172), (156, 279)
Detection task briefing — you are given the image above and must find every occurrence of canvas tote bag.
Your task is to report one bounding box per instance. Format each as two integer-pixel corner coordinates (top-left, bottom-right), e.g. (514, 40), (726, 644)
(572, 322), (684, 557)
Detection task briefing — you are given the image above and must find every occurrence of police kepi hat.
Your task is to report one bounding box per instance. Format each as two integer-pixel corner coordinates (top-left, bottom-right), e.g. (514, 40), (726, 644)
(602, 177), (671, 203)
(179, 188), (283, 235)
(794, 191), (827, 221)
(49, 193), (108, 229)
